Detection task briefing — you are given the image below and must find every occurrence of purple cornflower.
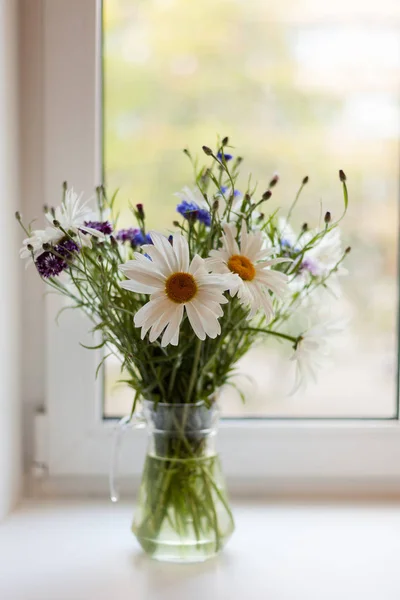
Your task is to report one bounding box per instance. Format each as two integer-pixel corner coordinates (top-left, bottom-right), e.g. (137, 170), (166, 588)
(300, 257), (319, 276)
(35, 239), (79, 278)
(176, 201), (211, 227)
(84, 220), (113, 235)
(115, 227), (152, 248)
(217, 151), (233, 162)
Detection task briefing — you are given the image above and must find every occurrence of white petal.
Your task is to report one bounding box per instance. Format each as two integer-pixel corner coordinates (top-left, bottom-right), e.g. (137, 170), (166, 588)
(120, 279), (160, 295)
(189, 254), (207, 278)
(191, 299), (221, 338)
(149, 231), (179, 273)
(161, 304), (184, 347)
(120, 265), (166, 288)
(134, 295), (169, 327)
(222, 222), (239, 255)
(185, 302), (206, 340)
(172, 233), (190, 272)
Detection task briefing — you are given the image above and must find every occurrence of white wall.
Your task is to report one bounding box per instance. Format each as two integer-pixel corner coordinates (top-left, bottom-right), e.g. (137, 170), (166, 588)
(0, 0), (21, 519)
(19, 0), (46, 470)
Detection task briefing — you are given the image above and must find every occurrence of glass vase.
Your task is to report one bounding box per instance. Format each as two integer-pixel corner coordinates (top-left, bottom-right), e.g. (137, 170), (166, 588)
(131, 400), (234, 563)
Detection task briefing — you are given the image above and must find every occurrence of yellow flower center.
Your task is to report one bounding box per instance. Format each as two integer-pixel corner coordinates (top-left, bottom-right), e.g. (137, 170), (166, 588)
(227, 254), (256, 281)
(165, 272), (198, 303)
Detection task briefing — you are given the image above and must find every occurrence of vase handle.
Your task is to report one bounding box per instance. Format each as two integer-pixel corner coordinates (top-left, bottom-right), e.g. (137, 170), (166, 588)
(109, 411), (146, 503)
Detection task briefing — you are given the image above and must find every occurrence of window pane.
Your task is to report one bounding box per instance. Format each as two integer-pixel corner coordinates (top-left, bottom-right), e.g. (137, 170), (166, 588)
(103, 0), (399, 418)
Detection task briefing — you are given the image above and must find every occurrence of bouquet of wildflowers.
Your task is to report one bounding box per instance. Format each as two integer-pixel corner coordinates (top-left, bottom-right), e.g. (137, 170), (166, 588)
(18, 138), (349, 560)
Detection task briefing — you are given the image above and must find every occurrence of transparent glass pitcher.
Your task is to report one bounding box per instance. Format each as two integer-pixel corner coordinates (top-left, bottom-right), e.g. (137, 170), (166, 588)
(110, 400), (235, 563)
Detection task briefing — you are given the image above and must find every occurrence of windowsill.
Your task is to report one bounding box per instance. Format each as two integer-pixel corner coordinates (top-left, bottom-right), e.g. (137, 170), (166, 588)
(1, 499), (400, 599)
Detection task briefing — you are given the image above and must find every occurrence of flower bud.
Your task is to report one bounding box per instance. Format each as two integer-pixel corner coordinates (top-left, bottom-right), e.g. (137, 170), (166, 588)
(345, 246), (351, 254)
(98, 254), (103, 262)
(339, 169), (346, 182)
(302, 175), (309, 185)
(302, 222), (308, 232)
(136, 203), (144, 219)
(202, 145), (213, 156)
(62, 181), (68, 192)
(53, 219), (60, 228)
(262, 190), (272, 201)
(42, 243), (50, 251)
(43, 204), (49, 213)
(222, 136), (229, 146)
(173, 221), (180, 227)
(183, 148), (191, 158)
(168, 234), (173, 245)
(212, 199), (219, 211)
(324, 211), (331, 224)
(269, 174), (279, 188)
(257, 213), (264, 223)
(27, 244), (33, 252)
(235, 156), (243, 166)
(15, 211), (21, 221)
(110, 235), (117, 247)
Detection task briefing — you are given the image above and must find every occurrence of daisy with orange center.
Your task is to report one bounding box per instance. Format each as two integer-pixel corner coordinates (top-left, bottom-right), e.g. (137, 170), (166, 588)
(207, 222), (291, 321)
(119, 231), (232, 346)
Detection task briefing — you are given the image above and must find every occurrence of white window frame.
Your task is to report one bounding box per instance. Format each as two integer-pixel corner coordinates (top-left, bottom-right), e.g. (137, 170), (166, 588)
(37, 0), (400, 496)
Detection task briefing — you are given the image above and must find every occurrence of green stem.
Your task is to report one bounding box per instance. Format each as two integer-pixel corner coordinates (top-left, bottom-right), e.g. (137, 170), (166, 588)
(187, 338), (202, 403)
(240, 327), (299, 345)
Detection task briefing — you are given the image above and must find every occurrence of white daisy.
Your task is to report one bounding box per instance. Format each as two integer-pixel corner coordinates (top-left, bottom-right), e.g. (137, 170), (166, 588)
(119, 231), (232, 347)
(46, 188), (104, 248)
(207, 221), (290, 321)
(19, 226), (62, 265)
(291, 318), (345, 394)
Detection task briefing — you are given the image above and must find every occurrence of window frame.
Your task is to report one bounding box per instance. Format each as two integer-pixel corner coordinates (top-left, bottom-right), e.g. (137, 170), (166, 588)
(39, 0), (400, 495)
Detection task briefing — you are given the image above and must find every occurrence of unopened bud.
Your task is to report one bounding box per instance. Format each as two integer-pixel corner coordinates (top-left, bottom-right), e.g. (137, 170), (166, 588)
(324, 211), (331, 224)
(345, 246), (351, 254)
(212, 199), (219, 211)
(168, 234), (173, 245)
(269, 174), (279, 188)
(222, 136), (229, 146)
(339, 169), (346, 182)
(183, 148), (191, 158)
(110, 235), (117, 247)
(262, 190), (272, 201)
(302, 176), (309, 185)
(27, 244), (33, 252)
(15, 211), (21, 221)
(302, 223), (308, 232)
(235, 156), (243, 165)
(62, 181), (68, 192)
(173, 221), (180, 227)
(202, 145), (213, 156)
(42, 243), (50, 251)
(53, 219), (60, 228)
(257, 213), (264, 223)
(43, 204), (49, 213)
(136, 203), (144, 219)
(98, 254), (103, 262)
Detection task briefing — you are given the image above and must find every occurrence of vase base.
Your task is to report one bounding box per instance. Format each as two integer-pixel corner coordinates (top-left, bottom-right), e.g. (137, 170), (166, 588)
(134, 532), (232, 563)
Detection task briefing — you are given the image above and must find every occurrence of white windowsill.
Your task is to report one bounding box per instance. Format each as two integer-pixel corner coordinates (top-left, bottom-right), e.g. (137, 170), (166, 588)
(1, 499), (400, 600)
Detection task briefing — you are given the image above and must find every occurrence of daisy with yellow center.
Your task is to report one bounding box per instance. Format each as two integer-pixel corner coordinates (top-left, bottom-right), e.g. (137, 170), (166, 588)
(207, 222), (290, 321)
(119, 231), (232, 347)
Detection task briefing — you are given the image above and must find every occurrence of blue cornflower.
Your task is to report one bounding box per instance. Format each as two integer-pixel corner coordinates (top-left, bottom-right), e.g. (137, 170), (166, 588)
(217, 152), (233, 162)
(115, 228), (152, 248)
(220, 186), (241, 198)
(176, 200), (211, 227)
